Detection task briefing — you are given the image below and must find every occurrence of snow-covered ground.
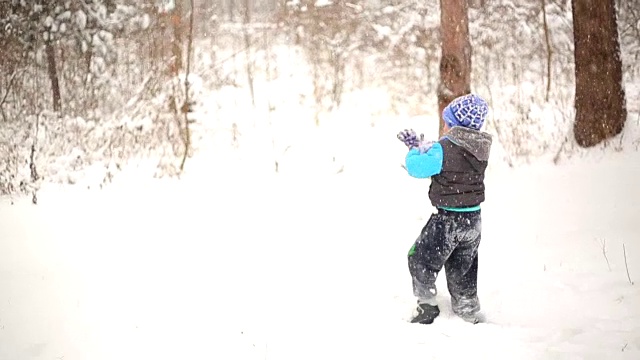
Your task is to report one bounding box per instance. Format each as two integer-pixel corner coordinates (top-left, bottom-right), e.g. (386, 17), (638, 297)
(1, 121), (639, 360)
(2, 3), (639, 358)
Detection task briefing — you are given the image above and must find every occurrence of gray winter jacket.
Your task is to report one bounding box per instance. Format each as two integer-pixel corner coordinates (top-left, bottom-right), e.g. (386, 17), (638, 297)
(428, 126), (493, 209)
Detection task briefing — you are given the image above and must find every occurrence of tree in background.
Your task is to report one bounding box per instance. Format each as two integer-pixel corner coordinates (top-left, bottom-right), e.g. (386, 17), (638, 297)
(437, 0), (471, 137)
(0, 0), (137, 115)
(170, 0), (184, 76)
(572, 0), (627, 147)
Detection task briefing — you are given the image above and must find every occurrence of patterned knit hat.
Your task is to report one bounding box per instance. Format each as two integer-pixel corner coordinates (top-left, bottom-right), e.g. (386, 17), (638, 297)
(442, 94), (489, 130)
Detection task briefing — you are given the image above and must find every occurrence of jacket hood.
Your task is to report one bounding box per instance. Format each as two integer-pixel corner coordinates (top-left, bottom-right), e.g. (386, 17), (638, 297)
(443, 126), (492, 161)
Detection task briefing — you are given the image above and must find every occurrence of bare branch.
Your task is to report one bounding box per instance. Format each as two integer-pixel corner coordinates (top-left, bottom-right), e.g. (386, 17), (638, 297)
(0, 70), (23, 117)
(623, 243), (634, 285)
(30, 115), (40, 205)
(541, 0), (552, 101)
(600, 238), (611, 271)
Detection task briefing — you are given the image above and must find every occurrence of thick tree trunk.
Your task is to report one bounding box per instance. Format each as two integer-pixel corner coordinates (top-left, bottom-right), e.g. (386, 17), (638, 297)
(45, 42), (61, 112)
(437, 0), (471, 137)
(572, 0), (626, 147)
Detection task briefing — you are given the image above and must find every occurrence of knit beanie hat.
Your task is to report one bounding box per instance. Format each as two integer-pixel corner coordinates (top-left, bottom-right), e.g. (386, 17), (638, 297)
(442, 94), (489, 130)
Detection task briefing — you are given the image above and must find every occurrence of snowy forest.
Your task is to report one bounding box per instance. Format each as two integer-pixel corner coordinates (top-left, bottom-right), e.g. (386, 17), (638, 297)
(0, 0), (637, 197)
(2, 1), (640, 359)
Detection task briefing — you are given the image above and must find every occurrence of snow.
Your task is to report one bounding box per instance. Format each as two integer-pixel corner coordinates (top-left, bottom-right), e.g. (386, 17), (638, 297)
(315, 0), (333, 7)
(2, 2), (640, 358)
(1, 124), (639, 359)
(74, 10), (87, 30)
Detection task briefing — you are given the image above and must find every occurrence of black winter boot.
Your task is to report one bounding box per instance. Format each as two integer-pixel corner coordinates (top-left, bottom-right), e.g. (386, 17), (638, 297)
(410, 303), (440, 324)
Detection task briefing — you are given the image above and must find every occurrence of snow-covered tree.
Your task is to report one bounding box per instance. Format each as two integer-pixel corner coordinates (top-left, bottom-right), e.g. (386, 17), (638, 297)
(0, 0), (148, 114)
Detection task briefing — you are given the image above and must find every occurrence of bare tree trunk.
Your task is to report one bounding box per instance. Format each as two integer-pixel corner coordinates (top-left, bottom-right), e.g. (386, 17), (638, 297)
(541, 0), (552, 102)
(45, 42), (62, 112)
(30, 115), (40, 204)
(228, 0), (236, 21)
(0, 70), (21, 121)
(243, 0), (256, 107)
(572, 0), (626, 147)
(180, 0), (195, 172)
(171, 0), (184, 76)
(437, 0), (471, 137)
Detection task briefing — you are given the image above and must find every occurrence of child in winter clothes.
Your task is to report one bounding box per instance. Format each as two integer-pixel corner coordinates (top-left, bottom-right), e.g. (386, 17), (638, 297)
(397, 93), (492, 325)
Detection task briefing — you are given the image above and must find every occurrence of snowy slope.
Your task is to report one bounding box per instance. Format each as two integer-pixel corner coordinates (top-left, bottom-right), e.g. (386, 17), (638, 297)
(1, 129), (639, 360)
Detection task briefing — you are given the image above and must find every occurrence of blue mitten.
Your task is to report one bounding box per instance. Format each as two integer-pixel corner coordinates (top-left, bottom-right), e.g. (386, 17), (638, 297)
(397, 129), (434, 153)
(397, 129), (422, 149)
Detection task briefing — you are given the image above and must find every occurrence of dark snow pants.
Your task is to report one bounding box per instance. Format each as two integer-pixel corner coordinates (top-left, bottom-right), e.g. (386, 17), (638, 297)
(408, 209), (482, 317)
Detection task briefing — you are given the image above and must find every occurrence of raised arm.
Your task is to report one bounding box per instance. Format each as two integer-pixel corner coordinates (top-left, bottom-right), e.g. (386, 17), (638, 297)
(405, 143), (443, 179)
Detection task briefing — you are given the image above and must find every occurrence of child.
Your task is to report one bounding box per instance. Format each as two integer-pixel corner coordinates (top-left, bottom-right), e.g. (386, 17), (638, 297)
(397, 93), (492, 324)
